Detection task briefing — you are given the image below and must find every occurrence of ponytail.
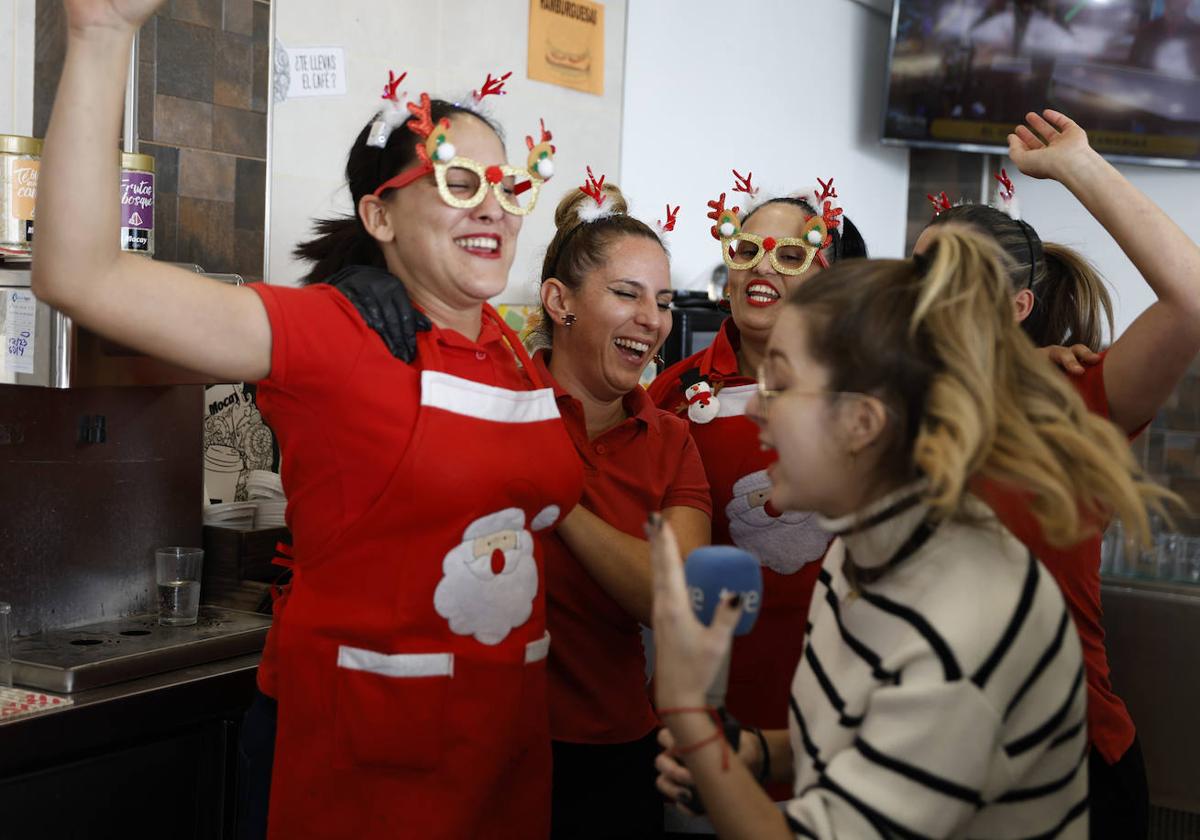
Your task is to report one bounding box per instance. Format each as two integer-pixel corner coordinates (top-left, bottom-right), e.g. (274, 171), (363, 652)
(1024, 242), (1114, 351)
(292, 216), (387, 286)
(789, 224), (1177, 549)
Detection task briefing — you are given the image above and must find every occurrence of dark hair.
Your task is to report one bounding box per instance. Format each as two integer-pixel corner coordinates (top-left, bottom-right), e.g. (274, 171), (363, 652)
(529, 182), (666, 348)
(929, 204), (1113, 350)
(742, 198), (869, 263)
(292, 100), (503, 285)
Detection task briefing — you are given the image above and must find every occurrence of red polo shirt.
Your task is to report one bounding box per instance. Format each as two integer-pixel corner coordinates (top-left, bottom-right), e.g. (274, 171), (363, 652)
(536, 349), (711, 744)
(248, 282), (538, 699)
(975, 352), (1137, 765)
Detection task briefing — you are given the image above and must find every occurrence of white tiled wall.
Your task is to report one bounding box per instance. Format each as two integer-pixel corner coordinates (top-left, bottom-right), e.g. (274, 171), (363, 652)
(0, 0), (35, 136)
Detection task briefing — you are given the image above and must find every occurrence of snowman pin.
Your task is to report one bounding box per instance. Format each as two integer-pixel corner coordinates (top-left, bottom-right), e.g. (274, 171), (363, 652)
(680, 369), (721, 425)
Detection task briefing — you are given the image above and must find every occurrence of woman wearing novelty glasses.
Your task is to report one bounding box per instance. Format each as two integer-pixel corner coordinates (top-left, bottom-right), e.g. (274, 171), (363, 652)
(649, 173), (866, 798)
(32, 3), (581, 838)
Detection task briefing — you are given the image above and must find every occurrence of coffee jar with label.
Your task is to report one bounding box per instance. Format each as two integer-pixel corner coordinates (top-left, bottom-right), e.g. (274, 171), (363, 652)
(1, 134), (42, 259)
(120, 152), (155, 256)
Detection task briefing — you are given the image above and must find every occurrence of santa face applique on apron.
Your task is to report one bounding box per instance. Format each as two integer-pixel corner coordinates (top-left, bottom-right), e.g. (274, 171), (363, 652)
(435, 505), (559, 645)
(725, 468), (829, 574)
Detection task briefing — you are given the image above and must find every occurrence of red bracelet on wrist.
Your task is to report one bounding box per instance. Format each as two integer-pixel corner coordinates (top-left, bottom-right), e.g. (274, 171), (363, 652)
(658, 706), (730, 770)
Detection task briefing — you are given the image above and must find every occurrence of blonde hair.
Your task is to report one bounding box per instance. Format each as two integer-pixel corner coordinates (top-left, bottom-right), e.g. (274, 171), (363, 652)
(790, 224), (1175, 548)
(527, 182), (664, 350)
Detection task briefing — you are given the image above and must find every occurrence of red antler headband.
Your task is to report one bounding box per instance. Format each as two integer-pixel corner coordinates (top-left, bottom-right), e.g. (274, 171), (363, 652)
(657, 204), (680, 235)
(365, 69), (559, 216)
(367, 69), (411, 148)
(382, 70), (407, 102)
(732, 169), (758, 198)
(473, 70), (512, 102)
(369, 92), (454, 195)
(994, 168), (1020, 219)
(926, 191), (953, 218)
(577, 166), (615, 222)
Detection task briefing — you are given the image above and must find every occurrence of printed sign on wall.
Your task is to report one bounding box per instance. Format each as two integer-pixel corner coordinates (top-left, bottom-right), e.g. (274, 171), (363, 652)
(277, 45), (348, 101)
(528, 0), (605, 96)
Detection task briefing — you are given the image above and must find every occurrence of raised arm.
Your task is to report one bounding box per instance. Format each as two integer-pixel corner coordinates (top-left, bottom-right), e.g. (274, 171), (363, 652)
(1009, 110), (1200, 433)
(31, 0), (272, 383)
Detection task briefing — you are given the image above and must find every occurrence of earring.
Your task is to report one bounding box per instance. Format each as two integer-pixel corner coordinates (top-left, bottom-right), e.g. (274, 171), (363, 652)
(563, 313), (577, 326)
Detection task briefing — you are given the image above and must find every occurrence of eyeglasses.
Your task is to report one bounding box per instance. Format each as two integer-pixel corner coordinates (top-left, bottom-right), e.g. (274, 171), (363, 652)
(373, 155), (545, 216)
(725, 231), (825, 276)
(755, 365), (881, 416)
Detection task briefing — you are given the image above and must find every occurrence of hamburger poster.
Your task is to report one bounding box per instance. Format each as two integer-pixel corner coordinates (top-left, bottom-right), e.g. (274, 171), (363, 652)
(528, 0), (604, 96)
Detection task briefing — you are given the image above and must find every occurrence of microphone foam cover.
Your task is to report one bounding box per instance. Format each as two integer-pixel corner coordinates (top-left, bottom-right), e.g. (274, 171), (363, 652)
(684, 546), (763, 637)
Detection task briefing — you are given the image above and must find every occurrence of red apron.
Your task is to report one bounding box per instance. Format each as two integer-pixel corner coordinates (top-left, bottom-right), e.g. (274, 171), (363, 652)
(267, 307), (582, 839)
(684, 344), (829, 735)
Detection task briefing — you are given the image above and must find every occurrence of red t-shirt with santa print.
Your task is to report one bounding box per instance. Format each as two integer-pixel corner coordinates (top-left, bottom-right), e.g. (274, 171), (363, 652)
(535, 349), (712, 745)
(975, 351), (1138, 765)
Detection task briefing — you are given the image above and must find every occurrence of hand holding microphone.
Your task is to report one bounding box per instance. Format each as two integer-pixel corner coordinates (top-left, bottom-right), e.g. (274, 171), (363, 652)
(646, 514), (763, 815)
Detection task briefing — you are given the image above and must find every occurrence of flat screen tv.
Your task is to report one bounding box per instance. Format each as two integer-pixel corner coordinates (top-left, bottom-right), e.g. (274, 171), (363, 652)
(882, 0), (1200, 167)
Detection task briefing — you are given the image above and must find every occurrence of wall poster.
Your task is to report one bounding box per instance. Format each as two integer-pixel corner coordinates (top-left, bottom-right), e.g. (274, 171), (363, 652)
(528, 0), (605, 95)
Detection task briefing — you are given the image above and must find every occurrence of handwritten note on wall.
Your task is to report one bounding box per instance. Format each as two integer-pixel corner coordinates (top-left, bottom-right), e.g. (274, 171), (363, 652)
(281, 46), (347, 100)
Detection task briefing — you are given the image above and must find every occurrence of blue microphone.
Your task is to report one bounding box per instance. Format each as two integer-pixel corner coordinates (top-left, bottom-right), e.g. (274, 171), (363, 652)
(685, 546), (763, 639)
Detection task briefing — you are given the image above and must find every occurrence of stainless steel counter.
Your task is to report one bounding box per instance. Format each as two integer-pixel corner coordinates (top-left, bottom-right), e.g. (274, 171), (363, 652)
(9, 605), (270, 693)
(0, 652), (259, 777)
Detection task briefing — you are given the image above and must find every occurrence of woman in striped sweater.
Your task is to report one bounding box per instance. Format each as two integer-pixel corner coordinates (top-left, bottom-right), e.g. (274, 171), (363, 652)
(649, 225), (1176, 838)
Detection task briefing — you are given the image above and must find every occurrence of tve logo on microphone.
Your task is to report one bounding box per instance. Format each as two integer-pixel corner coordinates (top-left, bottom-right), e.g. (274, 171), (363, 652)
(684, 547), (763, 637)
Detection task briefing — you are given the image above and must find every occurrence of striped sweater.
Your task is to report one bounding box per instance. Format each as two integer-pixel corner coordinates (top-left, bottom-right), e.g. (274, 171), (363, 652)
(783, 485), (1088, 838)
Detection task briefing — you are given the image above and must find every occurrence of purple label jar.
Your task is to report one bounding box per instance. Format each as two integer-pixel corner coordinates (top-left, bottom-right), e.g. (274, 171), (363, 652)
(120, 153), (155, 256)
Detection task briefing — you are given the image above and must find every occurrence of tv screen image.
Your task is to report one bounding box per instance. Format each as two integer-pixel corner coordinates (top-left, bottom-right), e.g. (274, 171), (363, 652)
(883, 0), (1200, 167)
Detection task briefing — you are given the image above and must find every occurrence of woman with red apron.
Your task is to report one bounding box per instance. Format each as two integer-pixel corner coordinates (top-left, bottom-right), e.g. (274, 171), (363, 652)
(648, 173), (866, 795)
(257, 299), (580, 838)
(32, 8), (581, 833)
(247, 89), (581, 839)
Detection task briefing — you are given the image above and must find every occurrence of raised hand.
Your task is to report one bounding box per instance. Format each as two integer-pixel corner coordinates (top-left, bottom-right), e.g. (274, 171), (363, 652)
(1007, 109), (1097, 182)
(64, 0), (164, 35)
(645, 513), (741, 709)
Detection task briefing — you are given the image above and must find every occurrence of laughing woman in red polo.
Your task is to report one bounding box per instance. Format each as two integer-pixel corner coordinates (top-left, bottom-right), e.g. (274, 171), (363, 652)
(918, 110), (1200, 840)
(648, 174), (866, 788)
(528, 176), (711, 839)
(32, 2), (581, 837)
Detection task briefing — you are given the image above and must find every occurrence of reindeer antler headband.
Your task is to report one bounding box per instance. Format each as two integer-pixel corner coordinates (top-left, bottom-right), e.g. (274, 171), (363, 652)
(927, 169), (1021, 221)
(927, 172), (1036, 288)
(368, 70), (557, 217)
(708, 169), (845, 275)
